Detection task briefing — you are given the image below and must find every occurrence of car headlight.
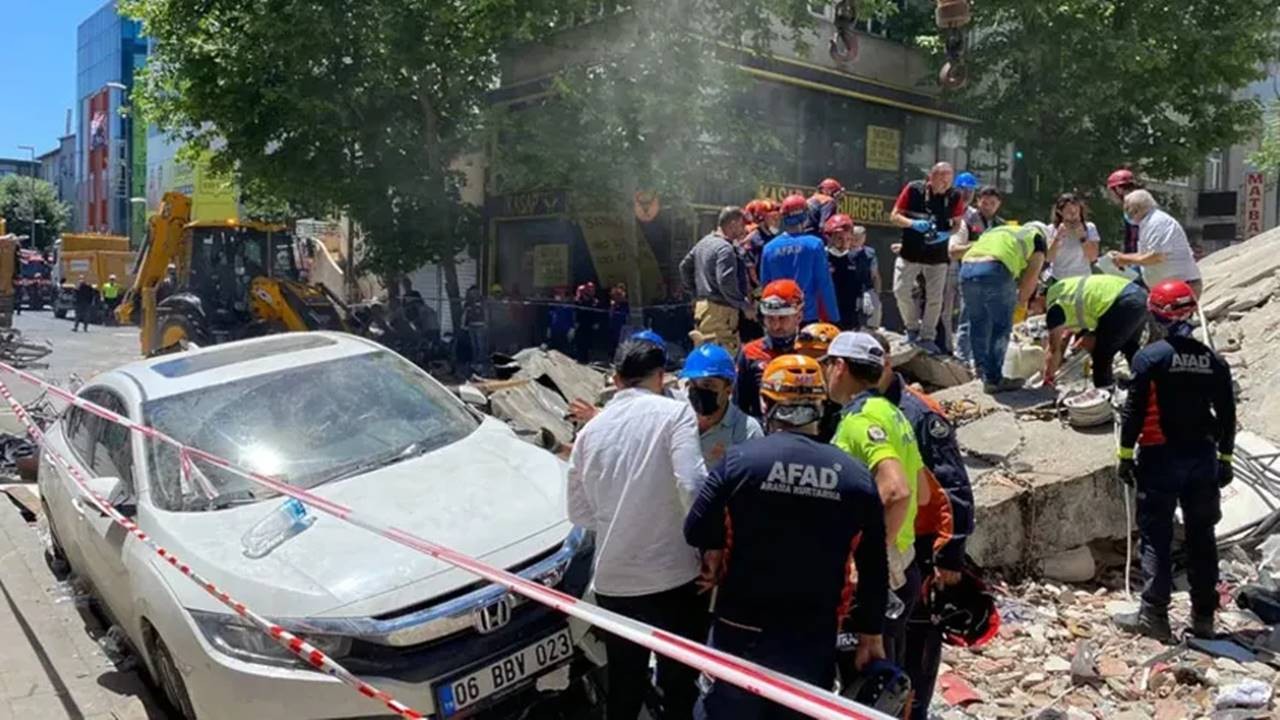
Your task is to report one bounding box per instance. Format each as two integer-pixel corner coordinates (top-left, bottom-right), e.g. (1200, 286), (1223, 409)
(190, 610), (352, 668)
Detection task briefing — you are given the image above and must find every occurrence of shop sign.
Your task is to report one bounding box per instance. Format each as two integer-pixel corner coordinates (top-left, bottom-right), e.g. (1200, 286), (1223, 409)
(532, 244), (569, 288)
(494, 190), (568, 218)
(866, 126), (901, 172)
(1245, 172), (1265, 239)
(757, 182), (895, 228)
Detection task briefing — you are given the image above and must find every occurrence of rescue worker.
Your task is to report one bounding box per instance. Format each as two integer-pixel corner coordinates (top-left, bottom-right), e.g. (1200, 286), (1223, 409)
(1042, 274), (1148, 390)
(889, 162), (968, 354)
(156, 262), (179, 302)
(868, 335), (974, 720)
(761, 195), (841, 324)
(824, 214), (878, 330)
(72, 275), (96, 332)
(740, 199), (780, 343)
(680, 343), (763, 466)
(681, 206), (754, 354)
(822, 331), (922, 664)
(957, 223), (1048, 393)
(1106, 168), (1143, 255)
(734, 279), (804, 419)
(685, 354), (889, 718)
(567, 336), (708, 720)
(807, 177), (845, 234)
(100, 273), (121, 325)
(1114, 280), (1236, 642)
(942, 173), (980, 354)
(796, 321), (843, 442)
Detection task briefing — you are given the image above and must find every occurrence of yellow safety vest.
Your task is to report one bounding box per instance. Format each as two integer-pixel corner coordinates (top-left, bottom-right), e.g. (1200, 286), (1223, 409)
(964, 225), (1040, 278)
(102, 282), (120, 300)
(1046, 275), (1133, 331)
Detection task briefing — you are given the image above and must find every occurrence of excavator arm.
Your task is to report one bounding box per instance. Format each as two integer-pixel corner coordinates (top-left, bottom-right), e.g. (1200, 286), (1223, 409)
(116, 191), (192, 326)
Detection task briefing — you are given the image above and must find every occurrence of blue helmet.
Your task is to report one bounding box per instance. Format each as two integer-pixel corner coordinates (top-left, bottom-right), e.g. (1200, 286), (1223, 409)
(680, 344), (736, 381)
(955, 172), (979, 190)
(631, 329), (666, 347)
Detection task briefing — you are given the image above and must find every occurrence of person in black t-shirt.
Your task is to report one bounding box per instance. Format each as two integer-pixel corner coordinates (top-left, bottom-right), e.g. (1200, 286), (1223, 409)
(889, 163), (968, 355)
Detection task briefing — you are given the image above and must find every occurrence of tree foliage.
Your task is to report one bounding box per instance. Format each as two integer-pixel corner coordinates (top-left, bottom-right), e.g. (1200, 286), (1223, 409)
(0, 176), (70, 248)
(123, 0), (603, 289)
(1253, 98), (1280, 175)
(948, 0), (1280, 224)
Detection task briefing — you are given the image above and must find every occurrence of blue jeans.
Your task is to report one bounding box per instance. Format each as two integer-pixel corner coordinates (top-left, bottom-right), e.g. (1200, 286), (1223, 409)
(960, 262), (1016, 384)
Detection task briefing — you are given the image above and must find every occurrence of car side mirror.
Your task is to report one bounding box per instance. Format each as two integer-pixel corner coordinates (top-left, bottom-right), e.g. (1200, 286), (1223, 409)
(81, 475), (135, 517)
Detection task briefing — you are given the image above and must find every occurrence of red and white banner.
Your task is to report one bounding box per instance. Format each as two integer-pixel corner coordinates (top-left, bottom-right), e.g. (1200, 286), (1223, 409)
(0, 361), (892, 720)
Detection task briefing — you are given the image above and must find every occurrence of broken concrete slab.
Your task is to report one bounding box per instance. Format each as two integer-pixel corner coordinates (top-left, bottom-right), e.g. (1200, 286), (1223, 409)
(956, 412), (1023, 464)
(486, 379), (574, 447)
(510, 347), (609, 405)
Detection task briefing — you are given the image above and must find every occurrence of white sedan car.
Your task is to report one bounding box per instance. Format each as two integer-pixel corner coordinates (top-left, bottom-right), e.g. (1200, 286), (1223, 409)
(39, 332), (595, 719)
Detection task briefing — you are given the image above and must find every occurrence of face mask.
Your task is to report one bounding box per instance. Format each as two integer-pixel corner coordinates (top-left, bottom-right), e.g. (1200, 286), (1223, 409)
(1123, 213), (1137, 224)
(827, 247), (849, 257)
(688, 386), (725, 417)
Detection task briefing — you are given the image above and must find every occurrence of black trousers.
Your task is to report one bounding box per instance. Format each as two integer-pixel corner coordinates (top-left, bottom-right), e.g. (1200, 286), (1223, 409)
(73, 303), (92, 330)
(1091, 286), (1148, 387)
(595, 581), (708, 720)
(885, 562), (923, 666)
(1137, 443), (1222, 616)
(904, 539), (943, 720)
(697, 619), (833, 720)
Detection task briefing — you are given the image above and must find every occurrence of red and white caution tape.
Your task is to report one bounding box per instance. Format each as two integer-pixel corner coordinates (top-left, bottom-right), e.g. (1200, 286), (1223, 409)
(0, 379), (426, 720)
(0, 362), (891, 720)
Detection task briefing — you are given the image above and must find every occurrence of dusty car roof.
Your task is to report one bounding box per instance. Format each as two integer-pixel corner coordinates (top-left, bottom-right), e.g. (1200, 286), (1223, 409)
(117, 332), (384, 401)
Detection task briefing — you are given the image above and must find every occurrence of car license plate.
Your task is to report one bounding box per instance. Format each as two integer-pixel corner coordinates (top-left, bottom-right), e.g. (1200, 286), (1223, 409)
(435, 629), (573, 717)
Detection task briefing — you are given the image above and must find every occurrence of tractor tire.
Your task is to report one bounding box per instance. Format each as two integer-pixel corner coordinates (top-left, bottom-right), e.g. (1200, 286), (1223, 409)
(53, 307), (67, 319)
(154, 313), (208, 356)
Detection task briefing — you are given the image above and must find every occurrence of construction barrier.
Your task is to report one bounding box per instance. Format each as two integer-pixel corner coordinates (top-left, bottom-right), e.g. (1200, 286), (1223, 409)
(0, 361), (892, 720)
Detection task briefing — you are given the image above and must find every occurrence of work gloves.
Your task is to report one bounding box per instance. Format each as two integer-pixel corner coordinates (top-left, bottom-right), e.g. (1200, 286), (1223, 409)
(1116, 458), (1137, 487)
(1218, 459), (1234, 488)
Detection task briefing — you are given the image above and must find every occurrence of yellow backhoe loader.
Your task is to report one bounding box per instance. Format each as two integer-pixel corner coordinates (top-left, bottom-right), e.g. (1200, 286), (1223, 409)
(116, 192), (355, 354)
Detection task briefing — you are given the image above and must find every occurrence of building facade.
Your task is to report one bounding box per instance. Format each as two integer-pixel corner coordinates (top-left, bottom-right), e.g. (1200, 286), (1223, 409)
(38, 134), (78, 222)
(484, 11), (1006, 352)
(0, 159), (39, 178)
(76, 1), (147, 238)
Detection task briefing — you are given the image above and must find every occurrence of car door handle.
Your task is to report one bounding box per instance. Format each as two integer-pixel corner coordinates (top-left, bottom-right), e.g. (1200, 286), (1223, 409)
(72, 497), (108, 519)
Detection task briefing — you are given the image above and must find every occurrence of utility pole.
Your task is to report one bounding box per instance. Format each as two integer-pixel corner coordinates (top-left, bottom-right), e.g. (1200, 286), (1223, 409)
(17, 145), (36, 246)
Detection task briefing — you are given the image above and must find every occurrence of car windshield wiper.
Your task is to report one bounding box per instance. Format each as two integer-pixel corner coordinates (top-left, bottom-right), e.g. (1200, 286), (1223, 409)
(310, 438), (439, 487)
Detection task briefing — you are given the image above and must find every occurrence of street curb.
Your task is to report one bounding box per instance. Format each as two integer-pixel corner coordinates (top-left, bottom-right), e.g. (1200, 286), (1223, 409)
(0, 495), (165, 719)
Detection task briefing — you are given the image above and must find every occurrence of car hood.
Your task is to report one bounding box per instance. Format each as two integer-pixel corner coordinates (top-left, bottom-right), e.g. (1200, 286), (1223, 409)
(151, 418), (571, 618)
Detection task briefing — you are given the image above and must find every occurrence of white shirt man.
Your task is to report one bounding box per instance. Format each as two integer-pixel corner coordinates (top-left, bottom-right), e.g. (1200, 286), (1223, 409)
(1113, 190), (1202, 295)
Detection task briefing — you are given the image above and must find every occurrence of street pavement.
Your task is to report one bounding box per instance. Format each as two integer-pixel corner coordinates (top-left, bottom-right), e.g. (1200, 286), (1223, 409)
(0, 311), (164, 720)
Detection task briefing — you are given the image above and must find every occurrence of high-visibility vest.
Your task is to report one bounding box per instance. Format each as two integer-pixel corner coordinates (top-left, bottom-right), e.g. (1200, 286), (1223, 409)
(101, 282), (120, 300)
(964, 224), (1039, 278)
(1046, 275), (1133, 331)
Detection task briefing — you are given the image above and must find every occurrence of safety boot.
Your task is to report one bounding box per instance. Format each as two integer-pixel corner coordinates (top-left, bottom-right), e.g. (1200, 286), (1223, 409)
(1190, 613), (1216, 639)
(1113, 604), (1173, 643)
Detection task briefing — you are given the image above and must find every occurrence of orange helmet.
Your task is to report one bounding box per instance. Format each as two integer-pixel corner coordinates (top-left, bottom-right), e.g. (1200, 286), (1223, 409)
(760, 354), (827, 405)
(797, 322), (841, 358)
(823, 213), (854, 236)
(759, 279), (804, 316)
(743, 199), (778, 225)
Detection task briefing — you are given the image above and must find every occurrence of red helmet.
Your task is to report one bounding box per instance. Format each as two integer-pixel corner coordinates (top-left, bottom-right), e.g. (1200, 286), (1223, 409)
(1107, 168), (1136, 190)
(823, 213), (854, 236)
(1148, 279), (1198, 322)
(759, 279), (804, 316)
(818, 178), (844, 195)
(780, 193), (808, 217)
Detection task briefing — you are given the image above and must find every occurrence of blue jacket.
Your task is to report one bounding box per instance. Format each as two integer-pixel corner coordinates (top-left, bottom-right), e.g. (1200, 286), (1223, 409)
(685, 432), (887, 634)
(760, 232), (841, 323)
(884, 373), (973, 571)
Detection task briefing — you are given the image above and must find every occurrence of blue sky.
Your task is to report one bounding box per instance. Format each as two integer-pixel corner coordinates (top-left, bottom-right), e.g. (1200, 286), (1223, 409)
(0, 0), (111, 159)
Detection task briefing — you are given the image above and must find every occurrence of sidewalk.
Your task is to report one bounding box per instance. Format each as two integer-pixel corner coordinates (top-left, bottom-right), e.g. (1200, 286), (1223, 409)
(0, 491), (166, 720)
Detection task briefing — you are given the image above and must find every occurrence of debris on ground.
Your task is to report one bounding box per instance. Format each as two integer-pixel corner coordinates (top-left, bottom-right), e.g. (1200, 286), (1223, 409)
(0, 328), (52, 369)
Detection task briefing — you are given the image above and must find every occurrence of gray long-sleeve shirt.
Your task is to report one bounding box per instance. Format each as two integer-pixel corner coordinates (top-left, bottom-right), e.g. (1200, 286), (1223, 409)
(680, 232), (750, 311)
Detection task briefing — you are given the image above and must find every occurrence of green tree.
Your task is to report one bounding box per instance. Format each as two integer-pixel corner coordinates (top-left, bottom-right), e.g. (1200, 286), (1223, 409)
(1252, 98), (1280, 175)
(0, 176), (70, 249)
(124, 0), (607, 323)
(938, 0), (1280, 234)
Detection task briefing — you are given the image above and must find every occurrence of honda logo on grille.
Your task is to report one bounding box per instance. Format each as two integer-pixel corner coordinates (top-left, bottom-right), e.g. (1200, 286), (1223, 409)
(472, 595), (513, 634)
